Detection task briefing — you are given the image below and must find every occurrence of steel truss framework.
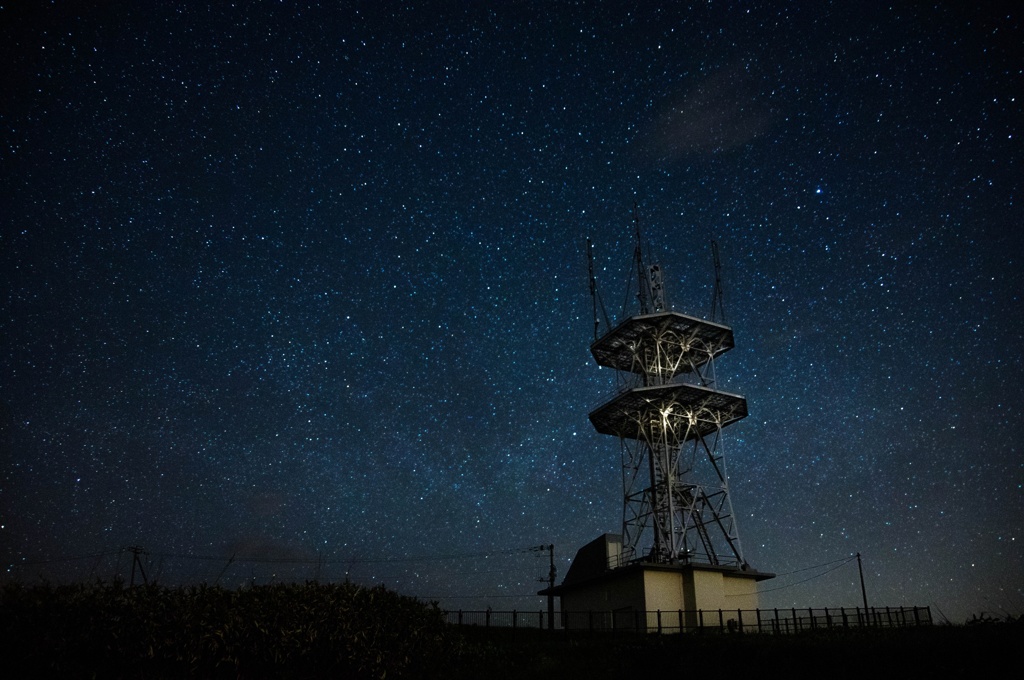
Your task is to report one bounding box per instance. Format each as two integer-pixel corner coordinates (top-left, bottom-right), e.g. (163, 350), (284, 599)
(590, 312), (749, 567)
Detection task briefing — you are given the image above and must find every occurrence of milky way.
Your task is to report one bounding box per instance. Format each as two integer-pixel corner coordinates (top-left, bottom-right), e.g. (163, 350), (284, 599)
(2, 2), (1020, 624)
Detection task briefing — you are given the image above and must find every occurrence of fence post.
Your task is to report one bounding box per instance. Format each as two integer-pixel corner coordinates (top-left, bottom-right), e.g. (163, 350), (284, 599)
(458, 610), (463, 626)
(792, 608), (798, 632)
(737, 609), (743, 633)
(698, 609), (704, 630)
(513, 610), (518, 629)
(486, 609), (491, 628)
(756, 608), (762, 633)
(678, 609), (683, 633)
(718, 609), (724, 631)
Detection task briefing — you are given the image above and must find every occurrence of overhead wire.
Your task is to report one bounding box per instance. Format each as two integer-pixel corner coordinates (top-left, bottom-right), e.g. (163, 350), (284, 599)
(756, 555), (859, 594)
(6, 545), (545, 571)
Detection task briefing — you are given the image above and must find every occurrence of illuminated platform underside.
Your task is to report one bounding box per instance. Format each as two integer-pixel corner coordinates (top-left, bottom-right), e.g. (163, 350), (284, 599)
(588, 383), (748, 441)
(590, 312), (735, 374)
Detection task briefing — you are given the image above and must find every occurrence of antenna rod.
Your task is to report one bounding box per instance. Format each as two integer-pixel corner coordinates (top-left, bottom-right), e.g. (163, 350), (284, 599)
(633, 202), (649, 315)
(587, 238), (600, 342)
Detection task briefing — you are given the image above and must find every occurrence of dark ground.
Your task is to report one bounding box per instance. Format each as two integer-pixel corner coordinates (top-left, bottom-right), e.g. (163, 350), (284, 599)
(451, 622), (1022, 680)
(3, 579), (1018, 678)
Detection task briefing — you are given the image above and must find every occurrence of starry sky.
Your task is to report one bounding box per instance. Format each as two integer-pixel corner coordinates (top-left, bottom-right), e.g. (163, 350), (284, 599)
(2, 2), (1021, 624)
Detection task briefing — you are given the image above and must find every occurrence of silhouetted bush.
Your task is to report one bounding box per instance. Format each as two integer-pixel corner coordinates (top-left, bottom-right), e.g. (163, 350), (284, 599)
(4, 581), (1020, 679)
(0, 580), (461, 678)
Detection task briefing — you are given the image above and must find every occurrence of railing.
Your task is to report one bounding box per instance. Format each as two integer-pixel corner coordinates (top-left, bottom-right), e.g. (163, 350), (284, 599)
(446, 609), (548, 629)
(604, 547), (747, 570)
(444, 606), (932, 633)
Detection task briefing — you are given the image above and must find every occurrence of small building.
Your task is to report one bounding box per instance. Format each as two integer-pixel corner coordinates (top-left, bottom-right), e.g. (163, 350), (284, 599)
(541, 534), (774, 631)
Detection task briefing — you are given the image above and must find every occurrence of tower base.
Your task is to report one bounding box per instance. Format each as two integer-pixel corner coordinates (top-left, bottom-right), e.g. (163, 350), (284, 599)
(540, 534), (774, 632)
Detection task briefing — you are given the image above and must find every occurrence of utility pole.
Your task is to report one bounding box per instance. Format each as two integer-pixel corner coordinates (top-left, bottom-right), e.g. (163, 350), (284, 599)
(533, 544), (557, 630)
(127, 545), (148, 587)
(856, 552), (870, 624)
(546, 544), (556, 630)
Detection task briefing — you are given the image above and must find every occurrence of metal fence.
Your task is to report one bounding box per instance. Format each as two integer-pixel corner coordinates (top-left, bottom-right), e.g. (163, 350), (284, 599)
(444, 606), (932, 634)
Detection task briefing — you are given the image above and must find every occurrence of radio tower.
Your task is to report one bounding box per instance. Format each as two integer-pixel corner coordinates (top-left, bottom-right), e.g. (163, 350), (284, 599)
(587, 207), (749, 568)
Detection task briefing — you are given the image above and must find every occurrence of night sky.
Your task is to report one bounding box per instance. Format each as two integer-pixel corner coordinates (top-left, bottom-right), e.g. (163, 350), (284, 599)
(2, 2), (1021, 625)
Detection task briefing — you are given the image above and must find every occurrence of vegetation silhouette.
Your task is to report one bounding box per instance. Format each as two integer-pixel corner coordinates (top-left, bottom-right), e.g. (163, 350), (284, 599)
(2, 579), (1019, 678)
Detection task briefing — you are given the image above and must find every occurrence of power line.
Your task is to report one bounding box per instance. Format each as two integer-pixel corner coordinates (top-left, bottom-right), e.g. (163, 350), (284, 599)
(5, 548), (123, 567)
(152, 546), (538, 565)
(757, 555), (858, 594)
(7, 545), (544, 571)
(770, 556), (854, 578)
(418, 594), (544, 600)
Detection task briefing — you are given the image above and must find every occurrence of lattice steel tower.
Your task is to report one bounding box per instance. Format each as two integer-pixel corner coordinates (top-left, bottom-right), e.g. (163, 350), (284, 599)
(587, 208), (749, 568)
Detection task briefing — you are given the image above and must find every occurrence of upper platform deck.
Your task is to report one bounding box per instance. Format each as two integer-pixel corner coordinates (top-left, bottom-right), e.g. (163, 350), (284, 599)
(590, 312), (735, 377)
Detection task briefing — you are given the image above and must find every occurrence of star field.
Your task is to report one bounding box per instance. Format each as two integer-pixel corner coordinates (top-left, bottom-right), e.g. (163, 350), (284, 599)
(1, 2), (1021, 623)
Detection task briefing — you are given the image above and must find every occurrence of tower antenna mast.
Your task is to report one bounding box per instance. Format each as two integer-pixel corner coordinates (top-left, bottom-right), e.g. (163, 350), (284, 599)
(632, 202), (650, 316)
(587, 238), (611, 343)
(589, 210), (750, 567)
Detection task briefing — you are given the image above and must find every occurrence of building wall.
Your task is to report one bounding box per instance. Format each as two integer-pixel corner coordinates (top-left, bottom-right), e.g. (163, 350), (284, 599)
(642, 569), (685, 611)
(640, 570), (687, 631)
(722, 572), (760, 611)
(560, 566), (763, 631)
(684, 568), (761, 613)
(560, 569), (646, 629)
(677, 567), (716, 628)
